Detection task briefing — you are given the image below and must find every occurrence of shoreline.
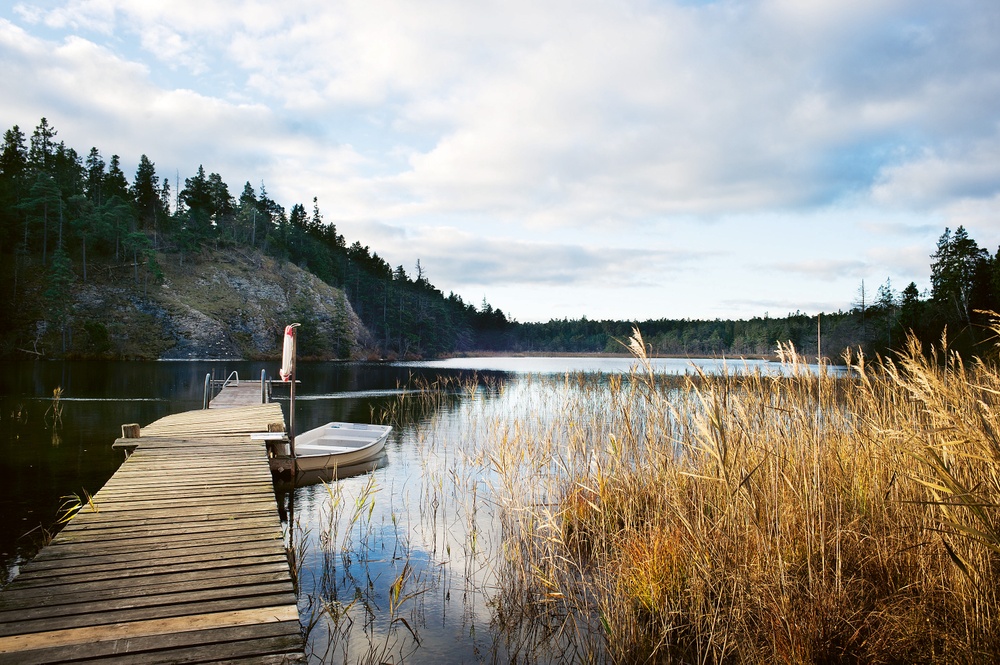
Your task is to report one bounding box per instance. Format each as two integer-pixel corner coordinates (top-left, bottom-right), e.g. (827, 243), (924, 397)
(439, 350), (782, 362)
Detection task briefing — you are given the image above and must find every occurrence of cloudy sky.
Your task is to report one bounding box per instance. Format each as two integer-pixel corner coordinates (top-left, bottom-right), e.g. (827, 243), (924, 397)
(3, 0), (999, 322)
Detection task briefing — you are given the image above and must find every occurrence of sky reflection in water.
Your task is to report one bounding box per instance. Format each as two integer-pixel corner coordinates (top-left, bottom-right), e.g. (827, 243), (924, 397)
(0, 357), (842, 660)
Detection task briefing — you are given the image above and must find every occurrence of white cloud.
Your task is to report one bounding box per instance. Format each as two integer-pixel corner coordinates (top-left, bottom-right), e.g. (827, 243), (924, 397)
(369, 225), (710, 288)
(772, 259), (871, 279)
(14, 0), (116, 33)
(3, 0), (1000, 320)
(17, 0), (999, 219)
(872, 135), (1000, 209)
(137, 24), (205, 74)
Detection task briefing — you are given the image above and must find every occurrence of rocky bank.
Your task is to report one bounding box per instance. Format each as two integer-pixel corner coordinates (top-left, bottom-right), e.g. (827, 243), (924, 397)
(26, 248), (370, 360)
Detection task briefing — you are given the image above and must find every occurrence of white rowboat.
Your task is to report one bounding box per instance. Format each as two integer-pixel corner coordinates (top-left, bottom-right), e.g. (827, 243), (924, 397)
(290, 421), (392, 472)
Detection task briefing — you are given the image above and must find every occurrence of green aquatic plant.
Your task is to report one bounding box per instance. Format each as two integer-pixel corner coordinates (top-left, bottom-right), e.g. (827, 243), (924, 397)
(55, 488), (97, 524)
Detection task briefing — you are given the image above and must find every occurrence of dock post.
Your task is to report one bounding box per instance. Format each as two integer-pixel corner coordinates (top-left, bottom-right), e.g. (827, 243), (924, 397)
(289, 372), (296, 459)
(280, 323), (301, 462)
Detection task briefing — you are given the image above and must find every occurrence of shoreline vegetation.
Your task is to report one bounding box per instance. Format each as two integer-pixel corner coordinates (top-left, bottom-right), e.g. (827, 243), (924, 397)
(6, 118), (1000, 364)
(527, 331), (1000, 661)
(438, 349), (783, 361)
(342, 326), (1000, 663)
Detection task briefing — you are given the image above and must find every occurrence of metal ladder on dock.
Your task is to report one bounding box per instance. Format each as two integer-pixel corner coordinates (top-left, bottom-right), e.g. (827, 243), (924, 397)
(203, 370), (273, 409)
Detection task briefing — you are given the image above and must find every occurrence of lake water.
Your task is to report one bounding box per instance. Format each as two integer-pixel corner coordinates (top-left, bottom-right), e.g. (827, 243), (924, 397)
(0, 355), (830, 661)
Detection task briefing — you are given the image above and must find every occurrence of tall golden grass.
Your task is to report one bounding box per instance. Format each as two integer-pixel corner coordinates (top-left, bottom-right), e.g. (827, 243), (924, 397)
(482, 329), (1000, 663)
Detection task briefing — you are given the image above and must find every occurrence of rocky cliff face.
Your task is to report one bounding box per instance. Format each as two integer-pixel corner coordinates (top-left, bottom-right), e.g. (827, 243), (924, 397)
(54, 248), (370, 360)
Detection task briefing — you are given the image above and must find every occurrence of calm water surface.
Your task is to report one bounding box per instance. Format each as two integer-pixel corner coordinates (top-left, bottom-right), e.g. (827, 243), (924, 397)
(0, 356), (828, 661)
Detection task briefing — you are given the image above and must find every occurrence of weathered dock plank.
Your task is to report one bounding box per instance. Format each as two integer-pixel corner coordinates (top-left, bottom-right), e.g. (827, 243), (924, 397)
(207, 381), (269, 409)
(0, 606), (299, 664)
(0, 395), (303, 664)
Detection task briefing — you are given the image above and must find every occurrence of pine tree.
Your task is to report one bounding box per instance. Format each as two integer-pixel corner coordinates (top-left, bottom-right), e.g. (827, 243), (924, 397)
(930, 226), (988, 324)
(67, 193), (96, 282)
(0, 125), (28, 182)
(28, 118), (57, 173)
(52, 142), (83, 200)
(105, 155), (129, 198)
(237, 182), (258, 246)
(309, 197), (323, 234)
(0, 125), (29, 253)
(84, 147), (105, 205)
(132, 154), (161, 235)
(44, 246), (75, 353)
(875, 278), (898, 349)
(19, 172), (61, 265)
(181, 165), (213, 240)
(159, 178), (172, 220)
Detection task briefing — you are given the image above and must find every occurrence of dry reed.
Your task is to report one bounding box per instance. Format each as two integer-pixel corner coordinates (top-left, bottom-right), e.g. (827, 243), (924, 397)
(483, 328), (1000, 663)
(303, 327), (1000, 663)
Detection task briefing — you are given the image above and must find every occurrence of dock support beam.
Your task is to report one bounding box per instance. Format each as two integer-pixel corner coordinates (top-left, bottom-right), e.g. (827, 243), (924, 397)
(280, 323), (301, 463)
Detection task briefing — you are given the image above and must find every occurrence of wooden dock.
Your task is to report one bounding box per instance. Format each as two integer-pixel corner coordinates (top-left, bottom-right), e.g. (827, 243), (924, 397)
(205, 380), (270, 409)
(0, 385), (304, 663)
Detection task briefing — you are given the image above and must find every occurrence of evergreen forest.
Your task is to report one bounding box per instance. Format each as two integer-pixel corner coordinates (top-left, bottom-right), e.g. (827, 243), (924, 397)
(2, 118), (999, 362)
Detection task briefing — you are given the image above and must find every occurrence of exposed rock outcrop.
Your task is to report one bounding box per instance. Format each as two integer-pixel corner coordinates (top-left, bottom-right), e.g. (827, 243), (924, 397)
(53, 248), (370, 360)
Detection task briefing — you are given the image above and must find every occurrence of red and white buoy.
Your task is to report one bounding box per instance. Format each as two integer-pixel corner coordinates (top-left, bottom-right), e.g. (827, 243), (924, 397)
(280, 323), (300, 382)
(279, 323), (301, 460)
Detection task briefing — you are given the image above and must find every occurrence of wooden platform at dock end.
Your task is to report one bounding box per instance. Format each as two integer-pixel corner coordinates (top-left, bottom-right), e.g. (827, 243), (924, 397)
(207, 381), (270, 409)
(0, 402), (303, 664)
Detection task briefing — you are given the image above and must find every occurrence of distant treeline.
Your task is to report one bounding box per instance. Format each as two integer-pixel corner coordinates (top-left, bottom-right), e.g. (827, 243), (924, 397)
(2, 117), (998, 360)
(503, 225), (1000, 363)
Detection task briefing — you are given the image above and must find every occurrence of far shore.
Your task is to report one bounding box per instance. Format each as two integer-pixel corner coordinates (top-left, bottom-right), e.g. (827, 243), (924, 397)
(438, 350), (784, 362)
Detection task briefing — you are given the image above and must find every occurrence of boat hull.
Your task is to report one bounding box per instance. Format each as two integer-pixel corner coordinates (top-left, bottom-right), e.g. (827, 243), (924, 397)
(286, 422), (392, 472)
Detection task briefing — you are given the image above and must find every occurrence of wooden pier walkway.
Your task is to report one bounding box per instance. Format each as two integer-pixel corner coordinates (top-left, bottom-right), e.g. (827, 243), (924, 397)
(0, 384), (303, 663)
(205, 380), (270, 409)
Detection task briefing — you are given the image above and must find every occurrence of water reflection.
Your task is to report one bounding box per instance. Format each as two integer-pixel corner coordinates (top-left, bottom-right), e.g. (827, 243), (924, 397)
(287, 388), (509, 664)
(0, 356), (837, 661)
(273, 454), (389, 495)
(0, 360), (509, 587)
(399, 354), (842, 375)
